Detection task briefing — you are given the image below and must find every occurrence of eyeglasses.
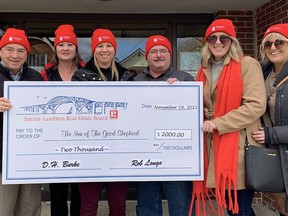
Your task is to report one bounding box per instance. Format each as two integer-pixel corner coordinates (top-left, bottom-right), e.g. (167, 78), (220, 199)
(264, 39), (287, 50)
(149, 49), (169, 55)
(206, 35), (231, 45)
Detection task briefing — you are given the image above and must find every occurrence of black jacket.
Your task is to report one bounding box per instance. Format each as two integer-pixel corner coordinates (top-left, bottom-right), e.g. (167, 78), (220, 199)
(135, 65), (194, 81)
(41, 60), (85, 81)
(263, 61), (288, 206)
(72, 58), (135, 82)
(0, 62), (43, 172)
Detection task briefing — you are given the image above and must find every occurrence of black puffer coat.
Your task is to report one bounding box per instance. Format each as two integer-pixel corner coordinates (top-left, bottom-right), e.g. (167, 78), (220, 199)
(72, 58), (135, 82)
(0, 62), (43, 172)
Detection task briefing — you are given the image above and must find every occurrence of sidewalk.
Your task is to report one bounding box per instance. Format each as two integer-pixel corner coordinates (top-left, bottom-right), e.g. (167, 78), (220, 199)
(41, 200), (278, 216)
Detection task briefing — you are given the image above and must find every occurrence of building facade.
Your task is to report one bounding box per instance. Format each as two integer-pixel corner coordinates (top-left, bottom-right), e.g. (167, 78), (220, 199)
(0, 0), (287, 211)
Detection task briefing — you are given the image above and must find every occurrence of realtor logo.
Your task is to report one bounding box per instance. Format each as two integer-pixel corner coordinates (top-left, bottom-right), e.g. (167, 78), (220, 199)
(110, 110), (118, 119)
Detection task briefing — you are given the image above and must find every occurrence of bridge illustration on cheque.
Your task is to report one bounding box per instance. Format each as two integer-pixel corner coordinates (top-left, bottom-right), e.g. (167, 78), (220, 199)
(20, 96), (128, 115)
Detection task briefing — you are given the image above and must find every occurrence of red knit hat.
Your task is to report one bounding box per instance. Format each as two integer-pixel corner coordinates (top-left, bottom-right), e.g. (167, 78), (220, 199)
(145, 35), (172, 58)
(54, 24), (78, 47)
(0, 28), (30, 53)
(205, 19), (236, 41)
(264, 23), (288, 39)
(91, 28), (117, 53)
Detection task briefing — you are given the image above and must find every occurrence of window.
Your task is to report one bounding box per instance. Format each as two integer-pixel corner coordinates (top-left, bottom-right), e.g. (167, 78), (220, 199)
(176, 23), (210, 77)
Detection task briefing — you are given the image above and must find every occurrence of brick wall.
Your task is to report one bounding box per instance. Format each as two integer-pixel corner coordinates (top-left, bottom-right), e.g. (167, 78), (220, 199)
(256, 0), (288, 48)
(213, 0), (288, 57)
(214, 11), (255, 56)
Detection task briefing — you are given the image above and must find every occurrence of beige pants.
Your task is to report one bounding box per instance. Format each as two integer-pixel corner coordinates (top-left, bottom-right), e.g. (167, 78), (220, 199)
(268, 193), (288, 216)
(0, 174), (42, 216)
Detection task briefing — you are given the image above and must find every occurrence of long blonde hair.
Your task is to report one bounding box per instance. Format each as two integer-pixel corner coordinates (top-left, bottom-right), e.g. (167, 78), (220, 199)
(201, 36), (244, 67)
(93, 58), (119, 81)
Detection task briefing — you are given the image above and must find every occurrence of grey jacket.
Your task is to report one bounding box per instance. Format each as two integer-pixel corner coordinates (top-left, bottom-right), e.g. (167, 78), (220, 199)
(135, 65), (194, 81)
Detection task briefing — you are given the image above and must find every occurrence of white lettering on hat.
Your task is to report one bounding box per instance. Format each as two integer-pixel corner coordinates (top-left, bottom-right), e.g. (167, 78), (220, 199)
(98, 37), (102, 42)
(9, 37), (23, 42)
(61, 36), (72, 40)
(266, 26), (282, 34)
(102, 36), (110, 40)
(59, 36), (63, 41)
(212, 25), (226, 32)
(271, 27), (282, 31)
(153, 38), (165, 43)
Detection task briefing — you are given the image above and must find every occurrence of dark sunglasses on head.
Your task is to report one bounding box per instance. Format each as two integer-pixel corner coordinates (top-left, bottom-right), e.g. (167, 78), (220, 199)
(264, 39), (287, 50)
(206, 35), (231, 45)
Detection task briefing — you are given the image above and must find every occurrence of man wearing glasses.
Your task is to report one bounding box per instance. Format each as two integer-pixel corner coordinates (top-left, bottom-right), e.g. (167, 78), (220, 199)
(135, 35), (195, 216)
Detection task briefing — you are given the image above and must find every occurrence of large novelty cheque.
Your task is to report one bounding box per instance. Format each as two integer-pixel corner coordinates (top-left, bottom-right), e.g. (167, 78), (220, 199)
(2, 81), (203, 184)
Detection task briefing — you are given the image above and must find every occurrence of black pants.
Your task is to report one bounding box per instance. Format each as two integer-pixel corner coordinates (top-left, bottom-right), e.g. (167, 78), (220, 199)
(49, 183), (80, 216)
(226, 189), (255, 216)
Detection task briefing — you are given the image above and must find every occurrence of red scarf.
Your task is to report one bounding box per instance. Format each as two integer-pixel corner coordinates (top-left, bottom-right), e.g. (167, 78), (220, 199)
(190, 59), (243, 216)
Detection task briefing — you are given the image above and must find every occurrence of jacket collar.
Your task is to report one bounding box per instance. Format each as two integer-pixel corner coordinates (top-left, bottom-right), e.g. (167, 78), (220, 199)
(274, 61), (288, 87)
(143, 65), (173, 79)
(0, 60), (28, 79)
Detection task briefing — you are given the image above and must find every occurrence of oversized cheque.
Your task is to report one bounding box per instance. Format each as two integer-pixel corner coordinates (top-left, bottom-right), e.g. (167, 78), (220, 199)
(2, 81), (203, 184)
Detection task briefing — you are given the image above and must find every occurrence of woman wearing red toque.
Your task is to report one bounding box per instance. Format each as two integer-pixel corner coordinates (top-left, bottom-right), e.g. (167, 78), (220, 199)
(72, 28), (135, 216)
(41, 24), (85, 216)
(252, 23), (288, 216)
(191, 19), (266, 216)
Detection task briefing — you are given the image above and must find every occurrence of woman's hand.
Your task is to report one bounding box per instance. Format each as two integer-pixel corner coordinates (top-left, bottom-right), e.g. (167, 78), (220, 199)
(251, 127), (265, 144)
(0, 97), (12, 112)
(201, 120), (217, 133)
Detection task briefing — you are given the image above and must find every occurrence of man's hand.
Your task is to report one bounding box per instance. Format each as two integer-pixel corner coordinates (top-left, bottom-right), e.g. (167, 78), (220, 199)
(0, 97), (12, 112)
(167, 78), (178, 84)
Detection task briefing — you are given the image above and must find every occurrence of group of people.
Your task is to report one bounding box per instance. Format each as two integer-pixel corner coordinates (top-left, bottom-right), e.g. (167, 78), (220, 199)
(0, 18), (287, 216)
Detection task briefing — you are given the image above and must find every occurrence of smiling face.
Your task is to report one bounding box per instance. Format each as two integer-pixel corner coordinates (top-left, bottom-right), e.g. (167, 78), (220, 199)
(264, 35), (288, 67)
(56, 42), (77, 62)
(207, 32), (231, 61)
(0, 43), (28, 74)
(146, 45), (171, 76)
(94, 42), (115, 68)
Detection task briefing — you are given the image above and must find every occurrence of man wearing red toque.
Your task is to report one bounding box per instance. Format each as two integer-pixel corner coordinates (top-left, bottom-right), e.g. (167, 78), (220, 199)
(135, 35), (195, 216)
(0, 28), (43, 216)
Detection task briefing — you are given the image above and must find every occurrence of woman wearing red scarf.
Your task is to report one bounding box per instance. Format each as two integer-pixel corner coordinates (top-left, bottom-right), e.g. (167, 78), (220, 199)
(191, 19), (266, 216)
